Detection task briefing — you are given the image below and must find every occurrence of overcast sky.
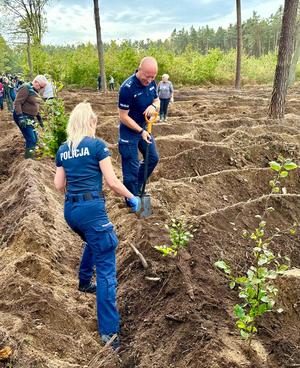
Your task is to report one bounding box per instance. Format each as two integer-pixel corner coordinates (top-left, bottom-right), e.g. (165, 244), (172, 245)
(44, 0), (284, 45)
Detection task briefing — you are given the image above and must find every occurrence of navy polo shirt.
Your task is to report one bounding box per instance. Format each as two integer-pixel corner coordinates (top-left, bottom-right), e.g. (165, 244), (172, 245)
(118, 73), (157, 137)
(55, 136), (111, 194)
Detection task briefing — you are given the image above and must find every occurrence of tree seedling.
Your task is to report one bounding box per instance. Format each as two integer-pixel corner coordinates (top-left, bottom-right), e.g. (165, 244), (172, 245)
(214, 157), (298, 345)
(155, 218), (193, 257)
(39, 81), (68, 157)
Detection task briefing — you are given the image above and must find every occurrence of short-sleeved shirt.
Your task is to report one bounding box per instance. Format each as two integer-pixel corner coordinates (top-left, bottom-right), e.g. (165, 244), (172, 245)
(118, 73), (158, 136)
(55, 136), (111, 194)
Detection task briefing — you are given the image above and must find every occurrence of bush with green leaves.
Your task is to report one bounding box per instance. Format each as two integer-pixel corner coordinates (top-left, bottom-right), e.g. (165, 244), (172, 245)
(214, 157), (298, 344)
(39, 82), (68, 157)
(155, 218), (193, 257)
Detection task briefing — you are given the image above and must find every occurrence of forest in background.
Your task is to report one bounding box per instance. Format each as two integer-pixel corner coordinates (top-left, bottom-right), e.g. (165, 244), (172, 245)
(0, 5), (297, 88)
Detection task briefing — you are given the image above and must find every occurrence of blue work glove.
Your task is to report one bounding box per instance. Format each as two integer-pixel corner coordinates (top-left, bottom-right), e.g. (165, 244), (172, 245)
(127, 196), (141, 213)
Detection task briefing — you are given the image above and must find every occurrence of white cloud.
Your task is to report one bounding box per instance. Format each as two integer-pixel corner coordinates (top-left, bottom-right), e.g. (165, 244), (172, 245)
(198, 0), (283, 29)
(44, 3), (175, 44)
(43, 0), (284, 45)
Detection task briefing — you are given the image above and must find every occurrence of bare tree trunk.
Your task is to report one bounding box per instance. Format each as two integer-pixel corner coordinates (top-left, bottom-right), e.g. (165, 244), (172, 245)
(288, 21), (300, 86)
(235, 0), (242, 90)
(268, 0), (299, 119)
(93, 0), (106, 92)
(26, 32), (33, 78)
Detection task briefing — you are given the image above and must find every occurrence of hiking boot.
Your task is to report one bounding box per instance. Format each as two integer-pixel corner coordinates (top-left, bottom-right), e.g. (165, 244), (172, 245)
(24, 148), (34, 159)
(101, 333), (120, 350)
(78, 281), (96, 294)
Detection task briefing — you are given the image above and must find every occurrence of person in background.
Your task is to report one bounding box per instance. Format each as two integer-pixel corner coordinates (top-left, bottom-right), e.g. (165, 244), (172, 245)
(3, 77), (14, 112)
(14, 76), (24, 90)
(13, 74), (48, 159)
(42, 79), (56, 100)
(0, 78), (4, 111)
(54, 102), (140, 350)
(97, 74), (102, 91)
(109, 75), (115, 91)
(118, 56), (160, 202)
(157, 73), (174, 122)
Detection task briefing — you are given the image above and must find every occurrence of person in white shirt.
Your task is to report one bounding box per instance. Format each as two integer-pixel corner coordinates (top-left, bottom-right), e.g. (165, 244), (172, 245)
(42, 81), (55, 100)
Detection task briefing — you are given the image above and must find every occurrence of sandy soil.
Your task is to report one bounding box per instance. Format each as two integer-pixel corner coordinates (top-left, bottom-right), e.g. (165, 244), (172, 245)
(0, 85), (299, 368)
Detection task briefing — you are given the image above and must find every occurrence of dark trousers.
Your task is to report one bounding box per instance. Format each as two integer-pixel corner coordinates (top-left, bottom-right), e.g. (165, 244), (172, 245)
(0, 96), (3, 110)
(118, 135), (159, 195)
(64, 194), (119, 336)
(13, 111), (38, 149)
(159, 98), (170, 120)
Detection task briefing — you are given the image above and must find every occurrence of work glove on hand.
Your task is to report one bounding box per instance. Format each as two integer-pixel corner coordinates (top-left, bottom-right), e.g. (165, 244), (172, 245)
(17, 114), (27, 128)
(36, 113), (44, 128)
(127, 196), (141, 213)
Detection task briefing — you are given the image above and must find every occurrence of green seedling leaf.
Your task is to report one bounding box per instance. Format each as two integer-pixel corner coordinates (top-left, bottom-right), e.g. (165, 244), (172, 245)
(234, 304), (245, 319)
(283, 162), (298, 171)
(279, 171), (288, 178)
(235, 277), (248, 284)
(258, 303), (268, 315)
(269, 180), (275, 188)
(214, 260), (231, 275)
(242, 230), (249, 238)
(272, 187), (280, 193)
(269, 161), (281, 172)
(290, 228), (296, 235)
(258, 255), (268, 266)
(236, 321), (246, 329)
(267, 207), (275, 212)
(240, 329), (250, 340)
(229, 281), (236, 289)
(277, 264), (289, 273)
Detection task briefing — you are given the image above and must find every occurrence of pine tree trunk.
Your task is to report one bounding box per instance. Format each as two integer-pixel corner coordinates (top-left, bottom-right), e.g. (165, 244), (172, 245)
(268, 0), (299, 119)
(235, 0), (242, 90)
(93, 0), (106, 92)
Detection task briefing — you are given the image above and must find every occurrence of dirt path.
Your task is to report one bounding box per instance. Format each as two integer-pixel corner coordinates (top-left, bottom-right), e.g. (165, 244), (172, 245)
(0, 86), (299, 368)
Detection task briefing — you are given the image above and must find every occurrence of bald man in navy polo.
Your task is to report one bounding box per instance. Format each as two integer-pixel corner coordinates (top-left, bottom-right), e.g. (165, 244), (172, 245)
(118, 56), (160, 198)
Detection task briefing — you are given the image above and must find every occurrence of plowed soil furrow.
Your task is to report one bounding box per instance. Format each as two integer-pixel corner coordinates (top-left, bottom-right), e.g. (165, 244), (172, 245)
(0, 86), (299, 368)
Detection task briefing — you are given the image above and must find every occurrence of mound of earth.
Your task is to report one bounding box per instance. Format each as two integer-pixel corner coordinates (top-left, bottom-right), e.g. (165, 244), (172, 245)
(0, 85), (299, 368)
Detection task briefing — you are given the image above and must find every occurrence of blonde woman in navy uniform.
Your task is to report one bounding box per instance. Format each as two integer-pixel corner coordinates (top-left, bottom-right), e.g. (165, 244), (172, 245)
(54, 102), (140, 349)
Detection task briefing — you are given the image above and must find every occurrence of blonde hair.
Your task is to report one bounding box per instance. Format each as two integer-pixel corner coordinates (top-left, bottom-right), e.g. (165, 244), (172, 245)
(66, 102), (97, 150)
(162, 73), (169, 80)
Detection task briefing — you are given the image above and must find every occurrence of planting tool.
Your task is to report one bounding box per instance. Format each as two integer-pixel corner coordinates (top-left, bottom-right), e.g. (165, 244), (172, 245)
(139, 111), (158, 218)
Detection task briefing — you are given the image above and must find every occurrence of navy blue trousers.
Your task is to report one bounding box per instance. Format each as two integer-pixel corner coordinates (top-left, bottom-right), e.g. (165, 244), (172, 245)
(159, 98), (170, 120)
(64, 194), (119, 336)
(118, 134), (159, 195)
(13, 111), (38, 149)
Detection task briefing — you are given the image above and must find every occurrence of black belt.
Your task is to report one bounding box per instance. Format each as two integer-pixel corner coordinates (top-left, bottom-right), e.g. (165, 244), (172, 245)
(66, 191), (104, 203)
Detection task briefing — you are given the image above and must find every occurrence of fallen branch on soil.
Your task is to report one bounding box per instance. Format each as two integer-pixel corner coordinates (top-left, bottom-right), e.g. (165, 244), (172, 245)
(130, 244), (148, 269)
(177, 262), (195, 301)
(142, 275), (171, 315)
(87, 335), (119, 368)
